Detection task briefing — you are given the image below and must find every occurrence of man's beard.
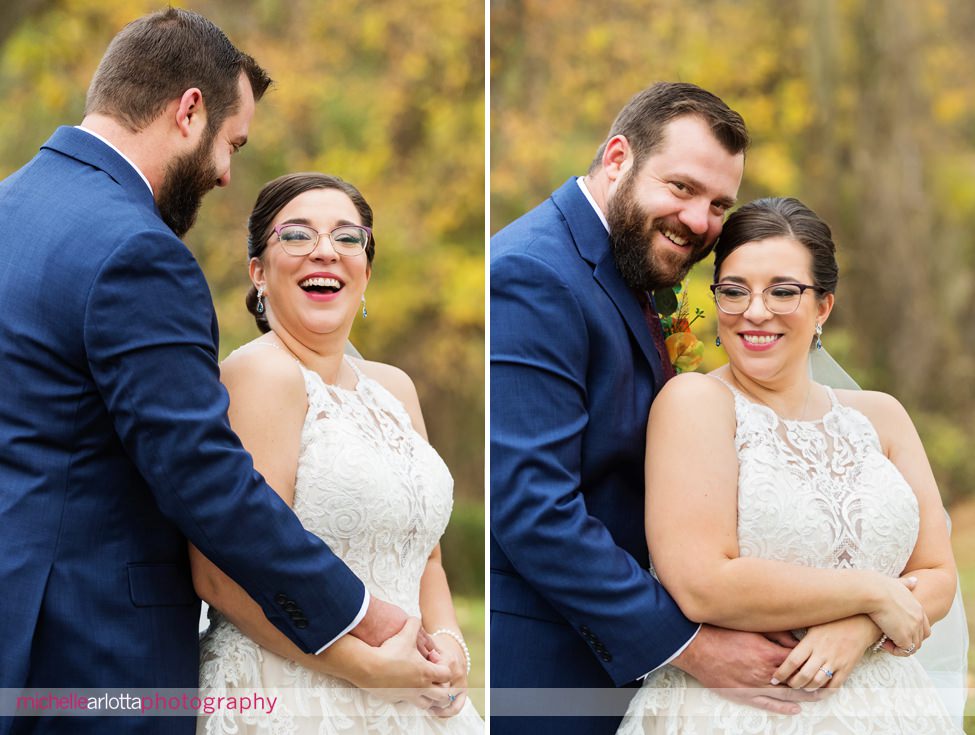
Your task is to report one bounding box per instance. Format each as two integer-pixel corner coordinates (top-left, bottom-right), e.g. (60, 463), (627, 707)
(156, 127), (218, 237)
(606, 173), (710, 292)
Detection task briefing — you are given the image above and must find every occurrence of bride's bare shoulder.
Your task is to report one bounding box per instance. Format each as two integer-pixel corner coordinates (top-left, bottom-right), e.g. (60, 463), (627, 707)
(651, 370), (736, 422)
(219, 338), (305, 402)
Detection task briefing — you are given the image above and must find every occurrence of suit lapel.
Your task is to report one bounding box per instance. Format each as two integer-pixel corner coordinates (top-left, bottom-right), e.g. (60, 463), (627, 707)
(551, 178), (665, 387)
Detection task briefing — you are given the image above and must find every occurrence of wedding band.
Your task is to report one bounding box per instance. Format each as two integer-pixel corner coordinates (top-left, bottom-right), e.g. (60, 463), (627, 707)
(902, 644), (916, 655)
(819, 666), (834, 678)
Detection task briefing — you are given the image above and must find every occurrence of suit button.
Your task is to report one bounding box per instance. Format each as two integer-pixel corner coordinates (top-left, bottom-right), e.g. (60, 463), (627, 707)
(283, 602), (299, 613)
(295, 620), (309, 629)
(601, 653), (612, 662)
(275, 593), (287, 605)
(580, 625), (592, 635)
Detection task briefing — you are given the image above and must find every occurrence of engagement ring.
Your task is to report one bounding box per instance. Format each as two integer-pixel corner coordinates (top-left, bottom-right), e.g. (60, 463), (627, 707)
(819, 666), (834, 678)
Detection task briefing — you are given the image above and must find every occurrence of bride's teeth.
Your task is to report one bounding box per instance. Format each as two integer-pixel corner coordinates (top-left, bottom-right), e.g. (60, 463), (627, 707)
(299, 277), (341, 289)
(743, 334), (778, 345)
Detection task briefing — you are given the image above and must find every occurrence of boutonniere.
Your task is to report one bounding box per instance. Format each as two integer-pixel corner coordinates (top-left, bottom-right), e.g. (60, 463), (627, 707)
(652, 283), (705, 374)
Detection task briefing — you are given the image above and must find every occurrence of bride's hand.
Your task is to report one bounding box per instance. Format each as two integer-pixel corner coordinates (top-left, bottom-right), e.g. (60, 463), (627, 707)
(865, 574), (929, 654)
(353, 617), (453, 709)
(426, 633), (469, 718)
(771, 615), (879, 691)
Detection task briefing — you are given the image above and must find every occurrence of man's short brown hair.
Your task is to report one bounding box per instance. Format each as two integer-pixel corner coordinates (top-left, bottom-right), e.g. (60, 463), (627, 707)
(85, 7), (271, 134)
(589, 82), (749, 173)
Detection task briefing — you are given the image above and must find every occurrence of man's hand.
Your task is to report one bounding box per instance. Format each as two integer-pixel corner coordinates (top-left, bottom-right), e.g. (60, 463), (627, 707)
(670, 625), (820, 715)
(350, 597), (437, 657)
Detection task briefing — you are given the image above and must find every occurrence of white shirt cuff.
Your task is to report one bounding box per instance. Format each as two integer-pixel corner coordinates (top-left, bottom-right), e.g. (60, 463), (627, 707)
(314, 588), (371, 654)
(638, 623), (702, 680)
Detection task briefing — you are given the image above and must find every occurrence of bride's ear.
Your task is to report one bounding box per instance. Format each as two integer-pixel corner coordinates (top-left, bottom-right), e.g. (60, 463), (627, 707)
(248, 257), (265, 290)
(817, 292), (835, 325)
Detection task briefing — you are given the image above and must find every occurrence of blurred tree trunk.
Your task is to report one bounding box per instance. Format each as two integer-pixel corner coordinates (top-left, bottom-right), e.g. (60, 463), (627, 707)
(844, 0), (935, 405)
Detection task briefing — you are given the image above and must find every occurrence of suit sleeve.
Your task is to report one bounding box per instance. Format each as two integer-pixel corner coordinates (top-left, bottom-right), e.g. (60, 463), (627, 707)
(490, 250), (699, 685)
(83, 231), (365, 653)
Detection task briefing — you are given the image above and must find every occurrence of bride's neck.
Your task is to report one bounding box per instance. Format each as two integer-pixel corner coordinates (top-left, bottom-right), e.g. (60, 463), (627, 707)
(725, 362), (815, 420)
(265, 331), (349, 386)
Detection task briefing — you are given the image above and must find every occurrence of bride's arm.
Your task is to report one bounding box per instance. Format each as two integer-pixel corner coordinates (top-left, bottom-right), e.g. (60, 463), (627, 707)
(770, 391), (957, 690)
(844, 390), (957, 623)
(362, 359), (471, 717)
(645, 374), (924, 649)
(189, 350), (449, 702)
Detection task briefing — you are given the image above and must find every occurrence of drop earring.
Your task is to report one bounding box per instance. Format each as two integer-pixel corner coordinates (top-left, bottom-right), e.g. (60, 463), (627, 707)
(361, 294), (368, 318)
(814, 322), (823, 350)
(256, 286), (265, 314)
(715, 335), (722, 347)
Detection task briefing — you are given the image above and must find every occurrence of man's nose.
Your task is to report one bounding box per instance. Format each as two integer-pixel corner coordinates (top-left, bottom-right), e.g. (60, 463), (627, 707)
(678, 199), (710, 235)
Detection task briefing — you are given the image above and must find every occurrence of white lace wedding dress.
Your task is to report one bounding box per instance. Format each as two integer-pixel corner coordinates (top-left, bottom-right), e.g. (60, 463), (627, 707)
(198, 357), (483, 734)
(618, 379), (961, 734)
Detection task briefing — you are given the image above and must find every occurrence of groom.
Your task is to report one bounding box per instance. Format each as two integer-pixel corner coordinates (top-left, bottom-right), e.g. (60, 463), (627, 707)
(491, 83), (813, 734)
(0, 9), (441, 735)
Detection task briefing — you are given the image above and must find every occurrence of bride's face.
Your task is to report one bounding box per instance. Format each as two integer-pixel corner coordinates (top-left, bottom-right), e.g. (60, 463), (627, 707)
(250, 188), (371, 341)
(714, 236), (834, 383)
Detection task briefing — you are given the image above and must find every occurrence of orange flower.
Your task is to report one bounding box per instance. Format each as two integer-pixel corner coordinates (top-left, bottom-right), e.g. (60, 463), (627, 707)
(665, 332), (704, 373)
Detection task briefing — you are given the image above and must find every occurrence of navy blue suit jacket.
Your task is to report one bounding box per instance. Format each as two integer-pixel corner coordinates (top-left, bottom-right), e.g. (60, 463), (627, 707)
(490, 179), (698, 731)
(0, 128), (365, 734)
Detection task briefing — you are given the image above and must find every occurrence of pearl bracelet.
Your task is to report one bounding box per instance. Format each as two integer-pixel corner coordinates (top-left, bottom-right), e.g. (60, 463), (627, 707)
(432, 628), (471, 676)
(871, 633), (888, 653)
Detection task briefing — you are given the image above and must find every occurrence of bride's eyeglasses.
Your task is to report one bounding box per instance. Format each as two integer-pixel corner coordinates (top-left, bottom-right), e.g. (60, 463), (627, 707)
(710, 282), (824, 315)
(271, 223), (371, 257)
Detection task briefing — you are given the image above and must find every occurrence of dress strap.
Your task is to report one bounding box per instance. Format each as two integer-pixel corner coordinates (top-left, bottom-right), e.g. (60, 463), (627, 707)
(343, 354), (366, 380)
(706, 373), (745, 399)
(823, 384), (841, 408)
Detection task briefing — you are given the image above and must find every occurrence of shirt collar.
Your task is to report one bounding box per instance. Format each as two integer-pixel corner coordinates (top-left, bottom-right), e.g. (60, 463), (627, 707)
(75, 125), (154, 196)
(576, 176), (609, 233)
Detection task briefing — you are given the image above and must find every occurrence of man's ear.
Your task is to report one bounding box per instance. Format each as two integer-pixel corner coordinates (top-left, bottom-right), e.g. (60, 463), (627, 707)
(602, 134), (632, 184)
(174, 88), (205, 140)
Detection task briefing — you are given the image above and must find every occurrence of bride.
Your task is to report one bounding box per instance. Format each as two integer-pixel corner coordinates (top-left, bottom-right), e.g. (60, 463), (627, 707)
(190, 172), (483, 733)
(619, 197), (961, 733)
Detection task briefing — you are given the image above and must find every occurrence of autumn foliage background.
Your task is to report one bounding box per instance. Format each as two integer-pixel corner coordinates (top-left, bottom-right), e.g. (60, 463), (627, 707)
(0, 0), (485, 599)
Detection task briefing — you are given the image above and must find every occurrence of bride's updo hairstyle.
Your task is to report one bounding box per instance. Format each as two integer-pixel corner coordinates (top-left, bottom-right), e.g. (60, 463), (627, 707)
(713, 196), (838, 297)
(244, 172), (376, 333)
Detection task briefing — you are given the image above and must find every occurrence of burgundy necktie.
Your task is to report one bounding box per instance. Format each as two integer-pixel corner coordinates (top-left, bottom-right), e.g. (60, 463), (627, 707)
(636, 290), (676, 383)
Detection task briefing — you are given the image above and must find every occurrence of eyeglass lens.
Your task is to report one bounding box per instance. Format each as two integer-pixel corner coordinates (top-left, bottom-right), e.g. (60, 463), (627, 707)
(277, 224), (367, 256)
(714, 284), (804, 314)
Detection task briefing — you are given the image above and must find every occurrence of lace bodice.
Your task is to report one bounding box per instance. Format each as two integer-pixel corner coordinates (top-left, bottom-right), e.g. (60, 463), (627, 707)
(620, 378), (959, 734)
(725, 380), (919, 578)
(291, 359), (453, 616)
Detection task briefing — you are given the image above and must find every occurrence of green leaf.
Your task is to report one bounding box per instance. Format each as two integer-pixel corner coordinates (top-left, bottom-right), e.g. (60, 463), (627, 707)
(653, 287), (678, 315)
